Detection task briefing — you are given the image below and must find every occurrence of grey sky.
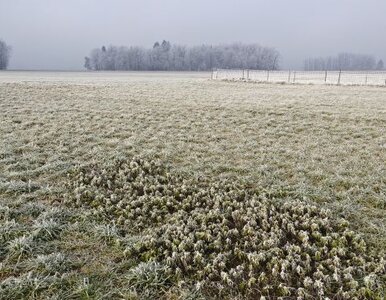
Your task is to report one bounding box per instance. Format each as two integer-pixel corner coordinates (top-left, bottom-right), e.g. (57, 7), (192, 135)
(1, 0), (385, 70)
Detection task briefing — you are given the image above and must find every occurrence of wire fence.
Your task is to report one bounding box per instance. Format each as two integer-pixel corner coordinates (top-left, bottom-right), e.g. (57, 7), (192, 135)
(212, 69), (386, 86)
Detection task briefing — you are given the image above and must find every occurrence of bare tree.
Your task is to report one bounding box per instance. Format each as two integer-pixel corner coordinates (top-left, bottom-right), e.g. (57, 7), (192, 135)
(85, 41), (280, 71)
(304, 53), (378, 71)
(0, 39), (11, 70)
(84, 56), (91, 70)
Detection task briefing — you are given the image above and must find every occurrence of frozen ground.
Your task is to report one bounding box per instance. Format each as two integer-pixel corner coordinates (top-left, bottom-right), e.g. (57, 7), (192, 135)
(0, 71), (385, 298)
(0, 70), (210, 83)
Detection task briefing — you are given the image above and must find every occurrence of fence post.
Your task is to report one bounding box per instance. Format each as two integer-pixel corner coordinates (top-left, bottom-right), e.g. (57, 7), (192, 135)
(338, 70), (341, 85)
(365, 74), (368, 85)
(293, 71), (296, 83)
(242, 69), (245, 80)
(324, 70), (328, 83)
(212, 69), (217, 80)
(246, 69), (249, 80)
(267, 70), (270, 82)
(288, 70), (291, 83)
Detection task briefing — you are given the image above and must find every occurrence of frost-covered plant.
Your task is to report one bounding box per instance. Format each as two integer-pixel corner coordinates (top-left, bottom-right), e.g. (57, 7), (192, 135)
(32, 218), (61, 241)
(126, 261), (172, 298)
(0, 219), (24, 258)
(32, 252), (70, 274)
(66, 157), (386, 299)
(37, 207), (71, 223)
(18, 202), (46, 218)
(0, 219), (24, 244)
(93, 223), (119, 244)
(0, 180), (40, 194)
(0, 272), (40, 300)
(0, 204), (11, 221)
(165, 285), (206, 300)
(6, 235), (34, 259)
(0, 272), (64, 300)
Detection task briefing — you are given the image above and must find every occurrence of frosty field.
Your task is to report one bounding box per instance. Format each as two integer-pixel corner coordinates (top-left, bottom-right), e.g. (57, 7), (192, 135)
(0, 71), (385, 299)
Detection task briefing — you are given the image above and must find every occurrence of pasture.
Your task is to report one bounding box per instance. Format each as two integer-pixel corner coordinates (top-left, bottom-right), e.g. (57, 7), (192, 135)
(0, 71), (385, 299)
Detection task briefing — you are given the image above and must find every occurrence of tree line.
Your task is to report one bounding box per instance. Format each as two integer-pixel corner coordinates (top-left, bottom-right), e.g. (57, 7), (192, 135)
(2, 37), (385, 72)
(84, 41), (280, 71)
(0, 39), (12, 70)
(304, 53), (384, 71)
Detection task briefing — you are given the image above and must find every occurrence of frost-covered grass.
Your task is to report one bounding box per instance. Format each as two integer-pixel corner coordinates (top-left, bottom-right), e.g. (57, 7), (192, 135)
(0, 71), (385, 298)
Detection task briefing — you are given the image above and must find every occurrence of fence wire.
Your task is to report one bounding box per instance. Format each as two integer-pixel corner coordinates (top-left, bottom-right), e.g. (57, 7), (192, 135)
(212, 69), (386, 86)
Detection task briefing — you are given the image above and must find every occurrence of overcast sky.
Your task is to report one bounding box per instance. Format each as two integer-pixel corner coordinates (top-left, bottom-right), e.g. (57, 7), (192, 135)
(1, 0), (385, 70)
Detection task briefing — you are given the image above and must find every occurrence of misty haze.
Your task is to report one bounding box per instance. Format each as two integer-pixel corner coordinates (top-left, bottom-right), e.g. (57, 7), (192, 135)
(1, 0), (386, 70)
(0, 1), (385, 299)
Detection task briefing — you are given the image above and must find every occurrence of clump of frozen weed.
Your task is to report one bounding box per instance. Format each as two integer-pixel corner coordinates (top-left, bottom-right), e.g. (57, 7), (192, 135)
(32, 218), (61, 241)
(69, 277), (100, 299)
(6, 235), (34, 259)
(37, 206), (72, 223)
(18, 202), (46, 218)
(0, 204), (11, 221)
(32, 252), (70, 274)
(0, 219), (24, 244)
(0, 180), (40, 194)
(125, 261), (172, 298)
(93, 222), (120, 245)
(66, 156), (386, 299)
(0, 271), (66, 300)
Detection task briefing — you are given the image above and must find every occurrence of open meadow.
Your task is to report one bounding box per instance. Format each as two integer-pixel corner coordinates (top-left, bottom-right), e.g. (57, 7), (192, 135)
(0, 71), (385, 299)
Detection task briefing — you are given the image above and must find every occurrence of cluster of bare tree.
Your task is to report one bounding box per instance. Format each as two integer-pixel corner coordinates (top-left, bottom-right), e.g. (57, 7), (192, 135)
(84, 41), (280, 71)
(0, 39), (12, 70)
(304, 53), (384, 71)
